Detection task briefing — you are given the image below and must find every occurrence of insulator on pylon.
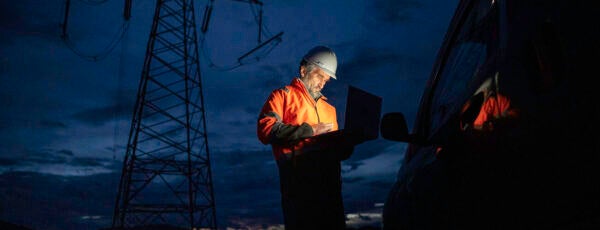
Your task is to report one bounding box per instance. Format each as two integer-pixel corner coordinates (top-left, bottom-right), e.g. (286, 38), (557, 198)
(201, 4), (213, 33)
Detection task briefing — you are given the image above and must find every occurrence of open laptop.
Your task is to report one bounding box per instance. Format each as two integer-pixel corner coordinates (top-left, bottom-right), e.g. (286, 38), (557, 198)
(315, 85), (382, 141)
(342, 85), (383, 140)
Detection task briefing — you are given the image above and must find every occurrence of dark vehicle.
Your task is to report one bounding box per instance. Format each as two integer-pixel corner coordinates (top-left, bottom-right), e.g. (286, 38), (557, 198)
(381, 0), (599, 229)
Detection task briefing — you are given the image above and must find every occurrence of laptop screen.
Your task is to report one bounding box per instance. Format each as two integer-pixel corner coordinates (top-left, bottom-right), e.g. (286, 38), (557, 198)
(343, 86), (382, 140)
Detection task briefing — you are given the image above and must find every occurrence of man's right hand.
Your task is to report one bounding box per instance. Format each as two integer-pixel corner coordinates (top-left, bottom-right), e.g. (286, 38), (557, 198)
(312, 122), (333, 136)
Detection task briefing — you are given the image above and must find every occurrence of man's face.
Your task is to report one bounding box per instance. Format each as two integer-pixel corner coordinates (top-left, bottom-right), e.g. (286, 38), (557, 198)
(300, 66), (332, 97)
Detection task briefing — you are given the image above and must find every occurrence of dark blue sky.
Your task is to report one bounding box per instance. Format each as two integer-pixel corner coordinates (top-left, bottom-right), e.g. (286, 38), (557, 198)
(0, 0), (457, 229)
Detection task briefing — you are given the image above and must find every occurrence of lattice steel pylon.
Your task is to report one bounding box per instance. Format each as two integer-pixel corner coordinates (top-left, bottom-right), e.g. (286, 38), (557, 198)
(112, 0), (217, 229)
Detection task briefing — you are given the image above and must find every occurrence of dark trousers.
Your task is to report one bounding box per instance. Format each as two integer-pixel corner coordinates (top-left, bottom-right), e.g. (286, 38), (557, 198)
(277, 152), (346, 230)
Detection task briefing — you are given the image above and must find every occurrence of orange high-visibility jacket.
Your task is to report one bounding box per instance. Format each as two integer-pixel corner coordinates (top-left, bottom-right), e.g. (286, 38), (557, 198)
(257, 78), (338, 161)
(473, 93), (516, 128)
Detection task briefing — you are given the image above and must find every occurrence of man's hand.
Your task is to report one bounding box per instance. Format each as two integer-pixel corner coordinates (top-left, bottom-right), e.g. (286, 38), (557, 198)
(311, 122), (333, 136)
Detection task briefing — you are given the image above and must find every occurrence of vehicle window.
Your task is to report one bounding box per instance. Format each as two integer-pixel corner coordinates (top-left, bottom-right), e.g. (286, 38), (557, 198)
(428, 0), (499, 136)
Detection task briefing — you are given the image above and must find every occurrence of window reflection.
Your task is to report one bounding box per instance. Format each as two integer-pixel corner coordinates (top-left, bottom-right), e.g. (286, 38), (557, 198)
(428, 0), (499, 135)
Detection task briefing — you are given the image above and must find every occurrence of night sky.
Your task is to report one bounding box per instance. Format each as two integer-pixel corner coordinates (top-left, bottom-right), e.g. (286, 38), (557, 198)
(0, 0), (458, 229)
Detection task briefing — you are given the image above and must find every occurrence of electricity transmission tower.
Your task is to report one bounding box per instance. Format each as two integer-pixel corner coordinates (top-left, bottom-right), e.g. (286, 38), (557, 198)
(112, 0), (217, 229)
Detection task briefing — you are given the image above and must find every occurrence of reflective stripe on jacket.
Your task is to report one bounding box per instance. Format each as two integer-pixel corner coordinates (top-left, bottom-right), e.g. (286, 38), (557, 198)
(257, 78), (338, 161)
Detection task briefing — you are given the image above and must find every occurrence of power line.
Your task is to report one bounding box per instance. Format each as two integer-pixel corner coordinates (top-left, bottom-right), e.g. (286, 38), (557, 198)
(62, 21), (130, 61)
(60, 0), (131, 62)
(197, 0), (282, 71)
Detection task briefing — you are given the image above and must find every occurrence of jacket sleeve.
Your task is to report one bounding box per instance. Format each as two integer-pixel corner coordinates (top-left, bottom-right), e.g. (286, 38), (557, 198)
(257, 89), (313, 145)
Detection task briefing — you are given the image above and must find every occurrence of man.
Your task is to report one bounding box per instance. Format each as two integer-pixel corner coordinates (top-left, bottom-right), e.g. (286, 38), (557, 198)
(460, 76), (519, 132)
(257, 45), (355, 229)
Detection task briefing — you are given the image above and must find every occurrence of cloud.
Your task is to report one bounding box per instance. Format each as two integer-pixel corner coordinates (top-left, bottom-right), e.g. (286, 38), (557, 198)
(0, 147), (394, 229)
(0, 158), (18, 166)
(205, 107), (267, 152)
(0, 171), (119, 230)
(0, 0), (60, 37)
(342, 142), (406, 183)
(345, 139), (398, 163)
(71, 104), (132, 126)
(39, 120), (68, 129)
(243, 106), (260, 116)
(0, 118), (68, 130)
(367, 0), (423, 23)
(346, 212), (383, 229)
(255, 62), (296, 89)
(57, 149), (74, 156)
(227, 117), (255, 127)
(206, 149), (283, 226)
(339, 52), (399, 82)
(0, 148), (117, 176)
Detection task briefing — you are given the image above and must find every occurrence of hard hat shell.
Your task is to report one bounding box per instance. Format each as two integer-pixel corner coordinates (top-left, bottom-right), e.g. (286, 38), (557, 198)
(303, 46), (338, 79)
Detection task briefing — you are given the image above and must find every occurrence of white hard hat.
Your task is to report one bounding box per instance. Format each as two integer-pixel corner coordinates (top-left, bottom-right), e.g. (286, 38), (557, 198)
(303, 45), (338, 79)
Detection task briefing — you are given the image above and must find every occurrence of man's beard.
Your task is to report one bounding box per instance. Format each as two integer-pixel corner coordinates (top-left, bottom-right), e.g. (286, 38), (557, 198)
(308, 88), (322, 100)
(299, 77), (322, 100)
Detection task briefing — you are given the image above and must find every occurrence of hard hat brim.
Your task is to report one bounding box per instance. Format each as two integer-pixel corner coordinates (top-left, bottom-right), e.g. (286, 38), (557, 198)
(306, 60), (337, 80)
(321, 67), (337, 80)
